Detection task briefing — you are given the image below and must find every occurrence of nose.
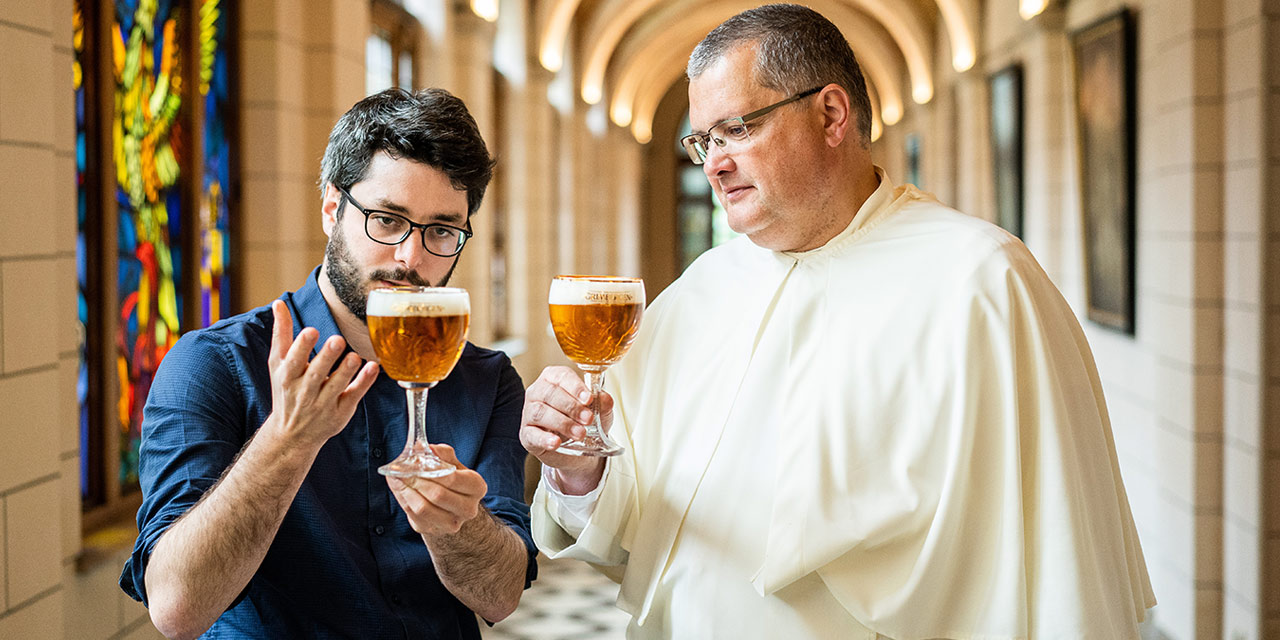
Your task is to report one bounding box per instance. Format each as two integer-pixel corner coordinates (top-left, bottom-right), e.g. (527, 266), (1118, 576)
(393, 231), (430, 270)
(701, 142), (735, 177)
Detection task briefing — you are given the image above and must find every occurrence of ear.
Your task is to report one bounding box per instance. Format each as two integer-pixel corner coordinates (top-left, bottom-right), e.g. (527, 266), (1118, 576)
(816, 84), (853, 148)
(321, 183), (342, 238)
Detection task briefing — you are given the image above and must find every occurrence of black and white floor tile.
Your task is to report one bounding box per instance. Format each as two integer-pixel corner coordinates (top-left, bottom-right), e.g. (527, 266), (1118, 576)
(481, 555), (629, 640)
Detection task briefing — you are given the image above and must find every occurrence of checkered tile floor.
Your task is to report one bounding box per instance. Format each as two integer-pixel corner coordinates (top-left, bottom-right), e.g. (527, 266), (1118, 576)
(481, 555), (629, 640)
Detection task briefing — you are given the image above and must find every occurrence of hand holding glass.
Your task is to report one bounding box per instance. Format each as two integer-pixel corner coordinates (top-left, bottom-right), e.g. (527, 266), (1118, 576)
(367, 287), (470, 478)
(548, 276), (645, 457)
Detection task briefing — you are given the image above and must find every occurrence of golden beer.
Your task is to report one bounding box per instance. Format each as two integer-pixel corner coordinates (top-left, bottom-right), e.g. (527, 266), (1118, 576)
(366, 287), (471, 385)
(368, 313), (470, 383)
(549, 302), (643, 367)
(547, 276), (644, 457)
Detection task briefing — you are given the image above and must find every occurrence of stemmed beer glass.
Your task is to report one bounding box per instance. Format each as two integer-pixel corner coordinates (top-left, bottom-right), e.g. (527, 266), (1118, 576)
(548, 276), (645, 456)
(367, 287), (470, 477)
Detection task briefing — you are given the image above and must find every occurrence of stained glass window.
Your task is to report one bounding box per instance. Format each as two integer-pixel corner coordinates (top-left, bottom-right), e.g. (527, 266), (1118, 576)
(76, 0), (235, 514)
(200, 0), (232, 325)
(113, 0), (186, 486)
(74, 0), (93, 499)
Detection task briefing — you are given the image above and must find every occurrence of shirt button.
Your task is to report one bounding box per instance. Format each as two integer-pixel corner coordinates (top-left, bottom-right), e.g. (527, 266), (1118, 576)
(374, 525), (385, 535)
(391, 595), (402, 605)
(372, 447), (384, 458)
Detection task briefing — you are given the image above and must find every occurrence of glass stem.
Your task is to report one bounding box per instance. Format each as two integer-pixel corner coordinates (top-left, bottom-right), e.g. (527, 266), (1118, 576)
(583, 369), (606, 441)
(406, 386), (430, 455)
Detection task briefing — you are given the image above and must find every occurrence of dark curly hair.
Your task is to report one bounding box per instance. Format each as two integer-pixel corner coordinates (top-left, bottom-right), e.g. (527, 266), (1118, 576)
(320, 88), (495, 215)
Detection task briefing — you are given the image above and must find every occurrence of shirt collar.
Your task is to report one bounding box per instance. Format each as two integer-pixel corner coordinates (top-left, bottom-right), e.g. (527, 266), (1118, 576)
(283, 266), (350, 357)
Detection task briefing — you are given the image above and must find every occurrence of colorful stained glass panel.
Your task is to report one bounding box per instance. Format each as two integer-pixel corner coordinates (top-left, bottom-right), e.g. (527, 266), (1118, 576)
(113, 0), (185, 486)
(200, 0), (232, 325)
(74, 0), (91, 499)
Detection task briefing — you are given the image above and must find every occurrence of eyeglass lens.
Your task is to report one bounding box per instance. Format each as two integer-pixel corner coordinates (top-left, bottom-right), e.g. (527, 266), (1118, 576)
(365, 212), (465, 256)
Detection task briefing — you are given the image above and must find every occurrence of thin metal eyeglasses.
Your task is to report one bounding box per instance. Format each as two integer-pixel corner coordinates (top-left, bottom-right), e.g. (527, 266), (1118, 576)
(335, 184), (473, 258)
(680, 86), (824, 165)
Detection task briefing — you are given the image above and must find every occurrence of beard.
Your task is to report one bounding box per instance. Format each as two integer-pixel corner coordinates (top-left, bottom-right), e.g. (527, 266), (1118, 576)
(324, 219), (457, 320)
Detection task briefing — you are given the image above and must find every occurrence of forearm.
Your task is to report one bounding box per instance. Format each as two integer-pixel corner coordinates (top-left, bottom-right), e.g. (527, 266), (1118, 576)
(144, 422), (320, 639)
(424, 508), (529, 623)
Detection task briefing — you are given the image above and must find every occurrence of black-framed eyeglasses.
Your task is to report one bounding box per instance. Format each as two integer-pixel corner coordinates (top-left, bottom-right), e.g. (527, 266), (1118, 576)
(679, 86), (824, 165)
(335, 184), (472, 258)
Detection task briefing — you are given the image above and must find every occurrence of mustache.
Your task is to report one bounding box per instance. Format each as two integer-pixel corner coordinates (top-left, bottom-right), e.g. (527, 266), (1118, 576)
(369, 268), (431, 287)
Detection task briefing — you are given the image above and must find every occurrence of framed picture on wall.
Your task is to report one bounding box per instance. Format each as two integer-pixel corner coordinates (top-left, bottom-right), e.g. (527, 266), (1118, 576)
(1072, 9), (1137, 334)
(989, 64), (1024, 239)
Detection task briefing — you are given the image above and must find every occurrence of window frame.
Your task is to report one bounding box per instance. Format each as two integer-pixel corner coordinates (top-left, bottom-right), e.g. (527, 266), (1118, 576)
(370, 0), (420, 91)
(78, 0), (240, 535)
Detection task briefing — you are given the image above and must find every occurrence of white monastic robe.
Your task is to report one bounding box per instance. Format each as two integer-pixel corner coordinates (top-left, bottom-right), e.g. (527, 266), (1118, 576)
(533, 168), (1156, 639)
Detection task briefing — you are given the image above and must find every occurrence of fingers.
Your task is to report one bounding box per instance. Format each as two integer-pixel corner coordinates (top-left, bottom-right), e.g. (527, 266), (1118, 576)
(427, 443), (462, 468)
(279, 327), (320, 380)
(522, 367), (594, 446)
(337, 360), (380, 411)
(519, 415), (568, 453)
(389, 470), (487, 534)
(388, 478), (464, 533)
(549, 366), (591, 401)
(302, 335), (347, 389)
(597, 391), (615, 433)
(269, 300), (294, 364)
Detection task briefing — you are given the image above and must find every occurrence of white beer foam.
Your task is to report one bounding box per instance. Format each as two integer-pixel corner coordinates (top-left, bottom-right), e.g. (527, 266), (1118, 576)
(367, 288), (470, 316)
(549, 277), (644, 305)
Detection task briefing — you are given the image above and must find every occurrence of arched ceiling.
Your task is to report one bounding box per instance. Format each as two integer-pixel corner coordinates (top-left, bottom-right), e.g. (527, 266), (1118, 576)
(534, 0), (977, 142)
(607, 0), (904, 143)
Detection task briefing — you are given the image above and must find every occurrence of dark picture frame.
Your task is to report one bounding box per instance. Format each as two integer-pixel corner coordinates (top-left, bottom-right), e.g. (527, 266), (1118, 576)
(1072, 9), (1137, 334)
(989, 64), (1024, 238)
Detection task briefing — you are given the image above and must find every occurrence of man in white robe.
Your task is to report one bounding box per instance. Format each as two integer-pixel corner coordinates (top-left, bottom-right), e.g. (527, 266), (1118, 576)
(520, 5), (1155, 638)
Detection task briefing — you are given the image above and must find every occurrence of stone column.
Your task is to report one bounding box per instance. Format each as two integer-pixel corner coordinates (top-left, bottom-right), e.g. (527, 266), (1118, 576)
(446, 0), (498, 345)
(239, 0), (367, 310)
(0, 1), (72, 636)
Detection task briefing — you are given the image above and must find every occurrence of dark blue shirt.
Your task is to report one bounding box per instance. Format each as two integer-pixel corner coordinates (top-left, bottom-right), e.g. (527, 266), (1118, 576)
(120, 268), (537, 638)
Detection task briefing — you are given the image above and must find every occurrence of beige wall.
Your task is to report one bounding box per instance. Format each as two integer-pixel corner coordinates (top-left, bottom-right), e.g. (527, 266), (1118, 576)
(240, 0), (369, 309)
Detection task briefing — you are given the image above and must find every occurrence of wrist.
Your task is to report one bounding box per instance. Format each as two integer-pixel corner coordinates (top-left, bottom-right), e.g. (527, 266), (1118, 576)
(421, 505), (490, 546)
(256, 412), (326, 463)
(551, 460), (605, 496)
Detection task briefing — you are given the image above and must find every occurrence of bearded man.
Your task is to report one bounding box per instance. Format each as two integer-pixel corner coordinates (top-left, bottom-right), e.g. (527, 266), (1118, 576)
(120, 88), (535, 639)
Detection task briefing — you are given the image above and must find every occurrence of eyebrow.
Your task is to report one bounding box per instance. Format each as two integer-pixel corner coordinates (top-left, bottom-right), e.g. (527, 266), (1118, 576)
(370, 196), (467, 226)
(691, 112), (743, 137)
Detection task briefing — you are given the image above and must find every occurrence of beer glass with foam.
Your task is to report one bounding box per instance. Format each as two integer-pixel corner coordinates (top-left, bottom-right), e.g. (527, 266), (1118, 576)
(367, 287), (470, 477)
(548, 276), (645, 456)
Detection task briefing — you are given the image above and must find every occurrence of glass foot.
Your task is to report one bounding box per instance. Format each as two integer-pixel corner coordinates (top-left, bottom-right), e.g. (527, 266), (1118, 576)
(555, 434), (624, 457)
(378, 452), (455, 478)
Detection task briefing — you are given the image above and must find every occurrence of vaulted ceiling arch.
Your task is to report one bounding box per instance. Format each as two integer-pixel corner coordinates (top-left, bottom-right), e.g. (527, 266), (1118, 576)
(608, 0), (905, 143)
(537, 0), (978, 109)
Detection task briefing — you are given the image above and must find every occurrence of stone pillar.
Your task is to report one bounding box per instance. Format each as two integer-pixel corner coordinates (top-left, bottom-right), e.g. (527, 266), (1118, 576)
(614, 127), (643, 279)
(1120, 0), (1227, 636)
(491, 0), (561, 379)
(0, 1), (72, 635)
(1222, 0), (1280, 637)
(239, 0), (367, 310)
(446, 0), (498, 345)
(1021, 8), (1081, 302)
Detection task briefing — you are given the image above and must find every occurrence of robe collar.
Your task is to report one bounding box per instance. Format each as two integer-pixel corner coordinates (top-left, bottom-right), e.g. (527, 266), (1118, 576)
(778, 165), (897, 262)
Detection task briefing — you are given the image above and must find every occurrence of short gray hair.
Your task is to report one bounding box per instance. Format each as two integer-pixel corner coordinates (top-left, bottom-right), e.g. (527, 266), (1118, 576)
(687, 4), (872, 146)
